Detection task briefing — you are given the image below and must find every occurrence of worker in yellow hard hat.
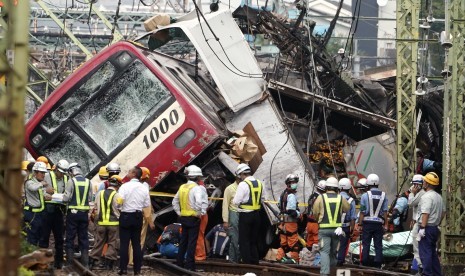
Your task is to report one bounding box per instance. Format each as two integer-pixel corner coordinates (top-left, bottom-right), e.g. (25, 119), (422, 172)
(37, 156), (49, 164)
(92, 166), (109, 201)
(21, 161), (30, 178)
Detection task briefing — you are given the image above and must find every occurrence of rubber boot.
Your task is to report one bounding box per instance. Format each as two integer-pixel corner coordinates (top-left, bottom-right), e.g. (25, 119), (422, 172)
(55, 249), (64, 269)
(65, 249), (74, 267)
(81, 250), (89, 269)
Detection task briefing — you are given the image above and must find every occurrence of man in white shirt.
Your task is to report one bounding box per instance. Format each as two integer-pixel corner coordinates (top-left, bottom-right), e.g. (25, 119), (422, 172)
(172, 165), (208, 271)
(232, 163), (265, 265)
(408, 174), (425, 274)
(117, 166), (154, 276)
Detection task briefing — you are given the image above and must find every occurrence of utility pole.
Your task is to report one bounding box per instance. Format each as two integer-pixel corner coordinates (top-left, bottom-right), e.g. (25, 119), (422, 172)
(0, 0), (30, 274)
(441, 0), (465, 273)
(395, 0), (419, 191)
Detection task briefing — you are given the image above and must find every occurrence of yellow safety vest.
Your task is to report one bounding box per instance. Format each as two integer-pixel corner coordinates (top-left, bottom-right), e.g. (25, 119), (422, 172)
(179, 183), (198, 217)
(240, 179), (263, 211)
(45, 171), (68, 204)
(98, 190), (119, 226)
(319, 193), (342, 228)
(68, 178), (90, 210)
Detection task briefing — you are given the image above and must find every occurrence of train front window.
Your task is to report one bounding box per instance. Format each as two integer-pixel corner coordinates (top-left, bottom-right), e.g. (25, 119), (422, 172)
(41, 62), (116, 132)
(74, 60), (172, 154)
(42, 127), (100, 174)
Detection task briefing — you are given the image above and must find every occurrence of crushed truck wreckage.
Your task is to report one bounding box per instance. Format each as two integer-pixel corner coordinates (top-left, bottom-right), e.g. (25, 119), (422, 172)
(24, 4), (445, 259)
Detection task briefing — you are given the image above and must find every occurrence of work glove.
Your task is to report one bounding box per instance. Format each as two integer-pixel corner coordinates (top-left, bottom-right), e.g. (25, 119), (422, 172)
(417, 228), (426, 241)
(334, 227), (345, 237)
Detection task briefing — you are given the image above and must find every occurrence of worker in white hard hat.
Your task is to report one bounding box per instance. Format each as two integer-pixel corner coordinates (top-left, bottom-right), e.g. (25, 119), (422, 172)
(337, 178), (356, 266)
(312, 177), (350, 276)
(358, 173), (389, 269)
(39, 159), (69, 268)
(23, 161), (53, 246)
(305, 179), (326, 250)
(408, 174), (425, 274)
(232, 163), (265, 265)
(172, 165), (208, 271)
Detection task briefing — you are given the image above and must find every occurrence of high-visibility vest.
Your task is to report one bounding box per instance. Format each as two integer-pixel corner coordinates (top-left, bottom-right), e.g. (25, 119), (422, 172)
(98, 189), (119, 226)
(363, 190), (386, 224)
(341, 197), (354, 227)
(319, 193), (342, 228)
(45, 171), (68, 204)
(23, 179), (45, 213)
(240, 179), (263, 211)
(68, 177), (90, 211)
(179, 183), (198, 217)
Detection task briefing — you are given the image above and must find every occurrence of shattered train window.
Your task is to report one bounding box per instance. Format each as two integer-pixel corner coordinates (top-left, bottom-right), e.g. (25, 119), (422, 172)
(75, 60), (172, 154)
(42, 127), (100, 174)
(41, 62), (116, 132)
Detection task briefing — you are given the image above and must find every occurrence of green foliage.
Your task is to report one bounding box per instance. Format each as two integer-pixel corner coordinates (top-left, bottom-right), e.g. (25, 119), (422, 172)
(18, 266), (35, 276)
(20, 234), (38, 256)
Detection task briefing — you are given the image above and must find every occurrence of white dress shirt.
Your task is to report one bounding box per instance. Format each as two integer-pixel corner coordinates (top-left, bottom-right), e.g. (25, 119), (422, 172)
(232, 176), (265, 212)
(172, 180), (208, 217)
(118, 178), (151, 212)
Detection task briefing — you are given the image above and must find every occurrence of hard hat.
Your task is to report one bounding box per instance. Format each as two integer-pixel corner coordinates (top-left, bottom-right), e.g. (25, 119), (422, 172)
(316, 180), (326, 191)
(21, 161), (30, 171)
(423, 172), (439, 185)
(366, 174), (380, 186)
(411, 174), (423, 184)
(235, 163), (251, 175)
(337, 48), (345, 54)
(106, 162), (121, 174)
(186, 165), (203, 177)
(108, 175), (123, 186)
(68, 162), (79, 170)
(46, 163), (52, 170)
(98, 166), (109, 177)
(285, 174), (299, 184)
(338, 178), (352, 190)
(141, 167), (150, 179)
(32, 161), (48, 173)
(356, 178), (367, 187)
(325, 177), (339, 188)
(37, 156), (49, 164)
(56, 159), (69, 173)
(68, 163), (81, 175)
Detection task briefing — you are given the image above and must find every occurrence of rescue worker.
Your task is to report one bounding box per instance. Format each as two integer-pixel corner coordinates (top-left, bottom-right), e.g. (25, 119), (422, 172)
(358, 173), (389, 268)
(90, 175), (122, 271)
(93, 166), (109, 200)
(129, 167), (153, 266)
(23, 161), (52, 246)
(195, 177), (208, 262)
(276, 174), (301, 264)
(21, 160), (30, 179)
(172, 165), (208, 271)
(417, 172), (445, 276)
(98, 162), (121, 191)
(389, 190), (409, 233)
(355, 177), (368, 196)
(157, 223), (182, 258)
(305, 179), (326, 250)
(63, 163), (92, 268)
(313, 177), (349, 276)
(232, 163), (265, 265)
(222, 176), (241, 263)
(205, 224), (230, 258)
(117, 166), (154, 275)
(337, 177), (356, 266)
(415, 148), (441, 175)
(39, 159), (69, 269)
(408, 174), (426, 274)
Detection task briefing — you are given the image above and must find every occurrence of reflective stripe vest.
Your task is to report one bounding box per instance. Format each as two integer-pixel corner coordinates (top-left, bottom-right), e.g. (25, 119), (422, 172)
(23, 179), (45, 213)
(179, 183), (198, 217)
(240, 179), (263, 211)
(341, 197), (354, 227)
(68, 177), (90, 210)
(363, 190), (386, 223)
(45, 171), (68, 204)
(97, 189), (119, 226)
(319, 193), (342, 228)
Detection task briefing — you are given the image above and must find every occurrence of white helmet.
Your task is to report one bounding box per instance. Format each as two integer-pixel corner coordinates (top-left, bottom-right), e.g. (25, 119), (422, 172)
(32, 161), (48, 173)
(356, 178), (367, 187)
(338, 178), (352, 190)
(68, 163), (82, 176)
(56, 159), (69, 173)
(235, 163), (251, 175)
(186, 165), (203, 177)
(325, 177), (339, 188)
(285, 174), (299, 184)
(106, 162), (121, 174)
(338, 48), (345, 55)
(366, 174), (380, 186)
(316, 180), (326, 191)
(411, 174), (423, 184)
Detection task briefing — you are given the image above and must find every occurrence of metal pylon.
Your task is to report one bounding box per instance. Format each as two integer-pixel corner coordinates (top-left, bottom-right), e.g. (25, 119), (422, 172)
(396, 0), (419, 191)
